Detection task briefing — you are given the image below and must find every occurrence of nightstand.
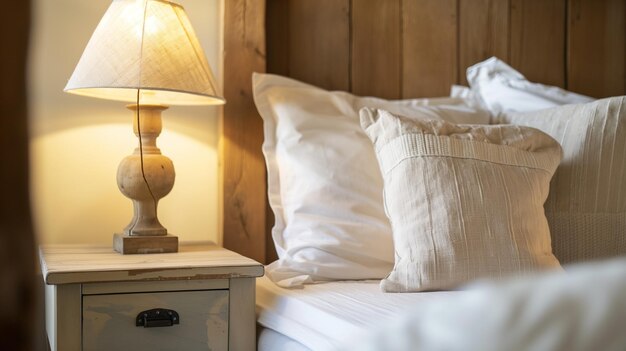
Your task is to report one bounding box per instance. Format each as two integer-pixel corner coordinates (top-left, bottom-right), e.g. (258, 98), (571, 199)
(39, 243), (264, 351)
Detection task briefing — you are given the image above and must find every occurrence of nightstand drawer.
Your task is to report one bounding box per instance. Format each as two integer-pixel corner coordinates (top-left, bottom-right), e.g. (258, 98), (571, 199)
(82, 289), (229, 351)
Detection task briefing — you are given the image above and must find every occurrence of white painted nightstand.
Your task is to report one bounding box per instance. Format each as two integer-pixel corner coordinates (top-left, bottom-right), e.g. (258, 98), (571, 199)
(39, 243), (264, 351)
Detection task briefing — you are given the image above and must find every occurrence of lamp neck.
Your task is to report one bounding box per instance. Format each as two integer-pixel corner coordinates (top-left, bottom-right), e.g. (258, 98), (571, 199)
(127, 104), (169, 152)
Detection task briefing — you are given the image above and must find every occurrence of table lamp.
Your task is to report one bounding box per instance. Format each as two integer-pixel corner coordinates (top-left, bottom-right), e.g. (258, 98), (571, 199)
(65, 0), (225, 254)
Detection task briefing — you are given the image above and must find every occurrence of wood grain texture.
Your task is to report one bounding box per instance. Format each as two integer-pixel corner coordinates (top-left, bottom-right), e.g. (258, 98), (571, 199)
(265, 209), (278, 263)
(82, 279), (229, 295)
(567, 0), (626, 97)
(223, 0), (270, 263)
(113, 233), (178, 254)
(402, 0), (458, 97)
(287, 0), (351, 91)
(40, 244), (263, 285)
(228, 278), (256, 351)
(0, 1), (36, 350)
(510, 0), (566, 87)
(459, 0), (510, 85)
(352, 0), (402, 98)
(266, 0), (290, 76)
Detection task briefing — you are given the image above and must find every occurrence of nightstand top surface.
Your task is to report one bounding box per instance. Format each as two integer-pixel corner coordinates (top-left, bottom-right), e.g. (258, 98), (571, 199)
(40, 243), (264, 285)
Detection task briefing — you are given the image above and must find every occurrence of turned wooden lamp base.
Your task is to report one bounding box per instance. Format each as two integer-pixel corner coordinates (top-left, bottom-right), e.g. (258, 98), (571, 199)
(113, 233), (178, 254)
(114, 104), (179, 255)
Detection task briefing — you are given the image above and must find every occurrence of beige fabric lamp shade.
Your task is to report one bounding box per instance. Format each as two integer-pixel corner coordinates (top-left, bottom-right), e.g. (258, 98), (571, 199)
(65, 0), (224, 106)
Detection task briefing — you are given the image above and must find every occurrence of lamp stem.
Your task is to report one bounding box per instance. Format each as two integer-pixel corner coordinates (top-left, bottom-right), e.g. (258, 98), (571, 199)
(134, 99), (158, 232)
(117, 104), (175, 237)
(113, 102), (179, 253)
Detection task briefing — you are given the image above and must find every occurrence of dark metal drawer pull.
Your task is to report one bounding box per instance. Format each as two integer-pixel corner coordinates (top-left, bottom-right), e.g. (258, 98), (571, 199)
(136, 308), (180, 328)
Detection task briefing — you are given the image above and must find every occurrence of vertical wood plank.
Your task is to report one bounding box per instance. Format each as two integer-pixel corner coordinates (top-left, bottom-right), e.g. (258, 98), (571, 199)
(402, 0), (458, 97)
(287, 0), (351, 91)
(223, 0), (269, 263)
(0, 1), (36, 350)
(264, 1), (282, 263)
(510, 0), (566, 87)
(459, 0), (510, 85)
(265, 208), (278, 263)
(229, 278), (256, 351)
(266, 0), (290, 77)
(568, 0), (626, 97)
(352, 0), (402, 99)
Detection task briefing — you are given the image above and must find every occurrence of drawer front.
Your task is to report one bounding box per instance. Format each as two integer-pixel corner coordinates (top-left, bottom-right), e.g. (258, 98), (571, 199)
(83, 289), (229, 351)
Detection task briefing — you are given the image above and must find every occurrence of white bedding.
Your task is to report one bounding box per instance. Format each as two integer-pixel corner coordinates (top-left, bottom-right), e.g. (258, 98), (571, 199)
(258, 327), (312, 351)
(337, 258), (626, 351)
(256, 276), (459, 351)
(259, 258), (626, 351)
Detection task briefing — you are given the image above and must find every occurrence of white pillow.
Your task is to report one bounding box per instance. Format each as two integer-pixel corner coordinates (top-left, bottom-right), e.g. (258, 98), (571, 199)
(465, 57), (593, 115)
(450, 84), (488, 111)
(360, 108), (562, 292)
(253, 73), (490, 287)
(498, 96), (626, 263)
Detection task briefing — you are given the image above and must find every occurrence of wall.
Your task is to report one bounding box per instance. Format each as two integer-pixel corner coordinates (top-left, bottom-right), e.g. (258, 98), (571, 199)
(266, 0), (625, 98)
(29, 0), (223, 246)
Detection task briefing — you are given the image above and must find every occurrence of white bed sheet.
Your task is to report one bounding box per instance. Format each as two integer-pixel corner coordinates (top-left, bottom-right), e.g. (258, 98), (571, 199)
(256, 276), (460, 351)
(258, 327), (312, 351)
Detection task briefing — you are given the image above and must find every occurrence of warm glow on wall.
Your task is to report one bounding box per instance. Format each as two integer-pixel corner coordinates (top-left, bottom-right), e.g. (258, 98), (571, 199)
(31, 123), (218, 246)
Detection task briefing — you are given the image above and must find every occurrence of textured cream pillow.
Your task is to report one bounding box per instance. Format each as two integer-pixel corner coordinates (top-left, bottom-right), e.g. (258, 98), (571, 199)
(253, 73), (490, 287)
(499, 96), (626, 263)
(361, 108), (562, 292)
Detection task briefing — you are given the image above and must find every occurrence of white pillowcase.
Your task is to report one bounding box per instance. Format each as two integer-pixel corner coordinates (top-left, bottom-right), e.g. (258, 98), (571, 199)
(253, 73), (490, 287)
(361, 108), (562, 292)
(459, 57), (593, 115)
(498, 96), (626, 263)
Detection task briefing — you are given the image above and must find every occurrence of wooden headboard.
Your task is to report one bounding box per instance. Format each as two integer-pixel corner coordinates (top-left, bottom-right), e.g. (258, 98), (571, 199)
(222, 0), (626, 264)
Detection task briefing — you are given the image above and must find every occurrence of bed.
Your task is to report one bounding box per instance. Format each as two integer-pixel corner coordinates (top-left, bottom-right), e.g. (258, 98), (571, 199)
(220, 1), (626, 350)
(256, 276), (458, 350)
